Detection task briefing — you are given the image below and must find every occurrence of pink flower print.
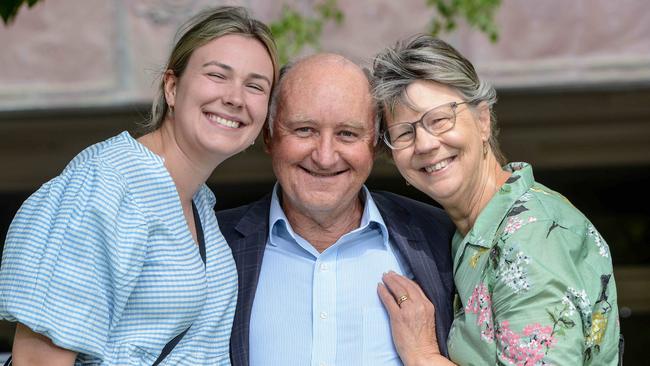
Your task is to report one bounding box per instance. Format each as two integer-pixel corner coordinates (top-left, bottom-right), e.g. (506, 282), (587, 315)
(496, 321), (556, 366)
(496, 321), (522, 363)
(465, 284), (494, 342)
(504, 216), (524, 235)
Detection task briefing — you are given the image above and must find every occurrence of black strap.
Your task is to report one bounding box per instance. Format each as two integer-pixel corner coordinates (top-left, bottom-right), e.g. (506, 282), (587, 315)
(193, 201), (206, 265)
(152, 201), (206, 365)
(152, 327), (189, 366)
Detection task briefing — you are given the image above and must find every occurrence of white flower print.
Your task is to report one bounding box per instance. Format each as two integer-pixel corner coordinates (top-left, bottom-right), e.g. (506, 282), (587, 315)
(518, 192), (533, 202)
(561, 295), (577, 317)
(562, 287), (593, 334)
(496, 246), (531, 294)
(587, 224), (610, 258)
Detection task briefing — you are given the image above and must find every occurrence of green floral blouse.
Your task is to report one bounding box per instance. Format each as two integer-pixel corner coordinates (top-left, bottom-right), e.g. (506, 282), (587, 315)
(447, 163), (620, 365)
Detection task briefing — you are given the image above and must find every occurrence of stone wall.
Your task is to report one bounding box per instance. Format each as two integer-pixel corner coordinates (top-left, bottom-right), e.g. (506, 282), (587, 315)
(2, 0), (650, 112)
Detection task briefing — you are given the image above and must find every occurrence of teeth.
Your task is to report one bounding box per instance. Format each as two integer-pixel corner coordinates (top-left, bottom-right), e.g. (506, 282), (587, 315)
(310, 171), (340, 177)
(206, 113), (241, 128)
(424, 158), (451, 173)
(302, 167), (343, 177)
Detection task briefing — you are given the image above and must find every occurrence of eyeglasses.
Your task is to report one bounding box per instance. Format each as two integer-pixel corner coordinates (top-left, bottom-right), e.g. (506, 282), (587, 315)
(382, 101), (467, 150)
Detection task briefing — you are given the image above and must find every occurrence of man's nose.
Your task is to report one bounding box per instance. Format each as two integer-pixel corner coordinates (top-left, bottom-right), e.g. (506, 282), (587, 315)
(311, 135), (339, 168)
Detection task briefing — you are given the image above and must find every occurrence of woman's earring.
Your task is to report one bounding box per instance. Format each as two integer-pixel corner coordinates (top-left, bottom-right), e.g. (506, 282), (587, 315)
(483, 140), (488, 158)
(405, 180), (411, 186)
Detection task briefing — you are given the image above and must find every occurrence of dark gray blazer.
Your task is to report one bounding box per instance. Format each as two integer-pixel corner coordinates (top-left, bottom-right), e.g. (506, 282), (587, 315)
(216, 190), (456, 366)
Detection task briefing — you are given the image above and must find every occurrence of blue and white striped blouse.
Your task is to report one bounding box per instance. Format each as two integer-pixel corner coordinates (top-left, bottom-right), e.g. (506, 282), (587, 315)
(0, 131), (237, 365)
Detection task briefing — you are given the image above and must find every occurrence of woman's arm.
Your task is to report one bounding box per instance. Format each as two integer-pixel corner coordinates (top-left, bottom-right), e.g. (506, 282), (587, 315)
(12, 323), (77, 366)
(378, 271), (456, 366)
(486, 219), (619, 365)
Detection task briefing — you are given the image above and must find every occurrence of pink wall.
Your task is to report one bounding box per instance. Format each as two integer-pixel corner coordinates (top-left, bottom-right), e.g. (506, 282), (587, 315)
(1, 0), (649, 111)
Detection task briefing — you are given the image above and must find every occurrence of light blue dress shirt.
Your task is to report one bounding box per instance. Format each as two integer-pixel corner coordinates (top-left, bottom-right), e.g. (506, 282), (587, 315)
(249, 185), (412, 366)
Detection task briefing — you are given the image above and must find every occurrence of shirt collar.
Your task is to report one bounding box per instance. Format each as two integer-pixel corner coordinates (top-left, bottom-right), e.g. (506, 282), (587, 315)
(268, 183), (390, 249)
(360, 186), (390, 246)
(452, 162), (536, 252)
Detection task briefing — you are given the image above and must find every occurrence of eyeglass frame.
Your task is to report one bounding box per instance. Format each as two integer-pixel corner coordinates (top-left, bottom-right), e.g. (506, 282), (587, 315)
(382, 101), (468, 150)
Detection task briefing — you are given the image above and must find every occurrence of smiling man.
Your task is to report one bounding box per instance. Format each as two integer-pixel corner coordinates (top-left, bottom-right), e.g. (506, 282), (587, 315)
(216, 53), (456, 366)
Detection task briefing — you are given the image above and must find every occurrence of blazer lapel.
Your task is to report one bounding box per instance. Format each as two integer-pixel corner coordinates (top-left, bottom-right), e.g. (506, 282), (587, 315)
(374, 194), (451, 356)
(384, 211), (444, 303)
(229, 196), (271, 366)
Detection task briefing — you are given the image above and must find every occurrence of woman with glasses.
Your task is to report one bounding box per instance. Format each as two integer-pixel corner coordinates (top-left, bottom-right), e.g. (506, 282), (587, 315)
(0, 6), (278, 365)
(372, 35), (620, 365)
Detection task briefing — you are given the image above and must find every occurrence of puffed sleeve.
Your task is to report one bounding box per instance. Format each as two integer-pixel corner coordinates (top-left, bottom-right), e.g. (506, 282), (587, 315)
(488, 217), (619, 365)
(0, 160), (148, 358)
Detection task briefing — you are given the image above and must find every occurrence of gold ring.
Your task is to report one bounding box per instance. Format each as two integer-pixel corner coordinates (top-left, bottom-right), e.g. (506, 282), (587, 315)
(397, 294), (409, 306)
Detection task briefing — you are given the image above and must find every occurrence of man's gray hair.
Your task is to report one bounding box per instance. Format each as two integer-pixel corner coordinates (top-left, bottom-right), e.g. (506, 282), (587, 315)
(266, 61), (296, 137)
(372, 34), (506, 163)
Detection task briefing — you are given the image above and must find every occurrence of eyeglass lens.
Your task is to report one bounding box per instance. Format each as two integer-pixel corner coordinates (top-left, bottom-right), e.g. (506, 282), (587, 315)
(385, 103), (457, 149)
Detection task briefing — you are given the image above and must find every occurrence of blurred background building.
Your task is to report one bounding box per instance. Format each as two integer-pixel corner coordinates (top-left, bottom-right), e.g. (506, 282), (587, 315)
(1, 0), (649, 362)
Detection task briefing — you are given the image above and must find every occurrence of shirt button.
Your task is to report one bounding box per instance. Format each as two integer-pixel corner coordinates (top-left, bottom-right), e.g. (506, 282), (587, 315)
(320, 311), (328, 319)
(319, 263), (329, 271)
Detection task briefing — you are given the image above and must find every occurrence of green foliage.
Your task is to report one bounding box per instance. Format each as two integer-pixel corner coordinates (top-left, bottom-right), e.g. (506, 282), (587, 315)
(0, 0), (40, 24)
(427, 0), (501, 42)
(269, 0), (344, 64)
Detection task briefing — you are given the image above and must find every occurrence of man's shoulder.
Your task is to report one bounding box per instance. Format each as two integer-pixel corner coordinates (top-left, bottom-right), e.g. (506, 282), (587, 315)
(215, 194), (272, 234)
(371, 190), (450, 223)
(372, 191), (456, 236)
(216, 201), (256, 222)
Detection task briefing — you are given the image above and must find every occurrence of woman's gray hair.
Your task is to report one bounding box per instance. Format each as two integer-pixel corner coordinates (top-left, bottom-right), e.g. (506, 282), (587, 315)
(141, 6), (279, 133)
(372, 34), (506, 164)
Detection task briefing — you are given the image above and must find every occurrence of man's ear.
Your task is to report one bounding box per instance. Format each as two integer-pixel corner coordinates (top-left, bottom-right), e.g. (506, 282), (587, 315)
(163, 70), (177, 109)
(476, 101), (492, 142)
